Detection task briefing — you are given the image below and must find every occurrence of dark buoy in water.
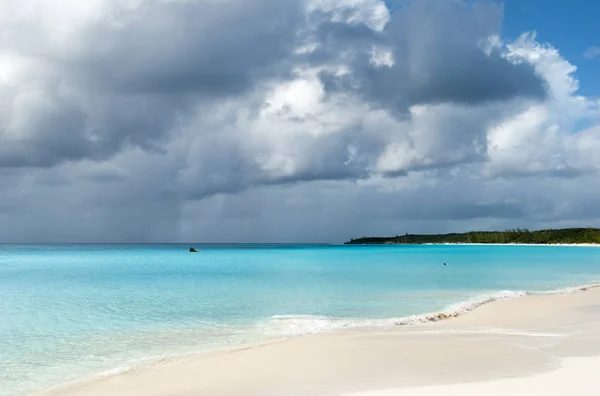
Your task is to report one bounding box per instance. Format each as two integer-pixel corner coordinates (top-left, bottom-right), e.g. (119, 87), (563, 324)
(443, 262), (446, 266)
(189, 247), (198, 252)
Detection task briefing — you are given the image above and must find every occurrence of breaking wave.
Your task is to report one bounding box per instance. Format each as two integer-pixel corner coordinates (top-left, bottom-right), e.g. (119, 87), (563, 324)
(260, 284), (599, 337)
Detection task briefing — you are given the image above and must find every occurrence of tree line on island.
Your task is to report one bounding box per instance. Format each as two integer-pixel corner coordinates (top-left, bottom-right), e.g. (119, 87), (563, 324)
(345, 228), (600, 245)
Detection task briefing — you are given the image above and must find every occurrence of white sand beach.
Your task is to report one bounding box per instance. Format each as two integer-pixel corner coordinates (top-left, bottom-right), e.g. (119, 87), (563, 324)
(42, 287), (600, 396)
(350, 356), (599, 396)
(426, 243), (600, 247)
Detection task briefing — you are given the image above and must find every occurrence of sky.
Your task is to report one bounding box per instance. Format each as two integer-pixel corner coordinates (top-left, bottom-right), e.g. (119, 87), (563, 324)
(1, 0), (599, 243)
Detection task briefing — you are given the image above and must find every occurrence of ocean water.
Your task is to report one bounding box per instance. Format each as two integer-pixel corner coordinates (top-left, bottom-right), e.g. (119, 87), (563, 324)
(1, 244), (600, 395)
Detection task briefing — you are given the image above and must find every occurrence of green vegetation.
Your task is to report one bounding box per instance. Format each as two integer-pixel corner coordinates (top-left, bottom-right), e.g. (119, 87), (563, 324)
(345, 228), (600, 245)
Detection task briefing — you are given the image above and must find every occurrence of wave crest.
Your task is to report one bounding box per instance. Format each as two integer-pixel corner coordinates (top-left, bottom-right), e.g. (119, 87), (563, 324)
(260, 290), (528, 337)
(260, 284), (600, 337)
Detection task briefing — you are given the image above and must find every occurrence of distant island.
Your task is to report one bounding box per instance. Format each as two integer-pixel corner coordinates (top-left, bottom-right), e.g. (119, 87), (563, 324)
(345, 228), (600, 245)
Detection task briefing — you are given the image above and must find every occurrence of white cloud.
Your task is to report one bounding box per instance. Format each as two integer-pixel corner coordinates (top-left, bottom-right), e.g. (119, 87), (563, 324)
(369, 46), (395, 68)
(308, 0), (390, 31)
(583, 46), (600, 59)
(486, 34), (600, 178)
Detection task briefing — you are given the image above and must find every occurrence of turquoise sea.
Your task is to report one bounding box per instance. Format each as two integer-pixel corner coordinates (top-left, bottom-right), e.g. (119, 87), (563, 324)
(1, 244), (600, 395)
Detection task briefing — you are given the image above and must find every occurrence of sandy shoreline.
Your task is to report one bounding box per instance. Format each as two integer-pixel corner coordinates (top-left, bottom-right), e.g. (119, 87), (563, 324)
(422, 243), (600, 247)
(40, 285), (600, 396)
(348, 243), (600, 247)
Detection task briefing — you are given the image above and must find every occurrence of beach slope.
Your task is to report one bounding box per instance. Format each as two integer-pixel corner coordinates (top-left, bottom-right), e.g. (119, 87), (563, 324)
(44, 289), (600, 396)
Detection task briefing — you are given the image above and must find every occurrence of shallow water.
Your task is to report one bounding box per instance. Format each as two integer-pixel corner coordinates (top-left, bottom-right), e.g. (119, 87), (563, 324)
(1, 244), (599, 395)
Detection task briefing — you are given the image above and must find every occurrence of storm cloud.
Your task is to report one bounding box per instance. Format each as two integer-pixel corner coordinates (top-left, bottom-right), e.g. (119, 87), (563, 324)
(0, 0), (599, 242)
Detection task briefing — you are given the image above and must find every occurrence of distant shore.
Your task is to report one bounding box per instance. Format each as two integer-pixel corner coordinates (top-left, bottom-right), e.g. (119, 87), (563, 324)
(345, 228), (600, 245)
(44, 285), (600, 396)
(348, 242), (600, 247)
(343, 242), (600, 247)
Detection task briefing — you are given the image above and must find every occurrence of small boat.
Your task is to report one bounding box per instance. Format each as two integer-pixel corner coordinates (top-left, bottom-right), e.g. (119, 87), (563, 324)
(189, 247), (198, 252)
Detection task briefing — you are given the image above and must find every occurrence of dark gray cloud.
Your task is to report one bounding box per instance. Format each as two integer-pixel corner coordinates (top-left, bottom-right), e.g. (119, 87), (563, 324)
(0, 91), (186, 167)
(392, 0), (547, 105)
(0, 0), (598, 243)
(172, 173), (600, 243)
(0, 0), (303, 168)
(68, 0), (303, 95)
(2, 157), (600, 243)
(1, 0), (545, 171)
(315, 0), (547, 114)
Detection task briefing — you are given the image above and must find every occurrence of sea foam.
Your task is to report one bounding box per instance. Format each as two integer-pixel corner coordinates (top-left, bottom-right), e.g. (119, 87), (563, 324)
(263, 284), (600, 337)
(261, 290), (528, 337)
